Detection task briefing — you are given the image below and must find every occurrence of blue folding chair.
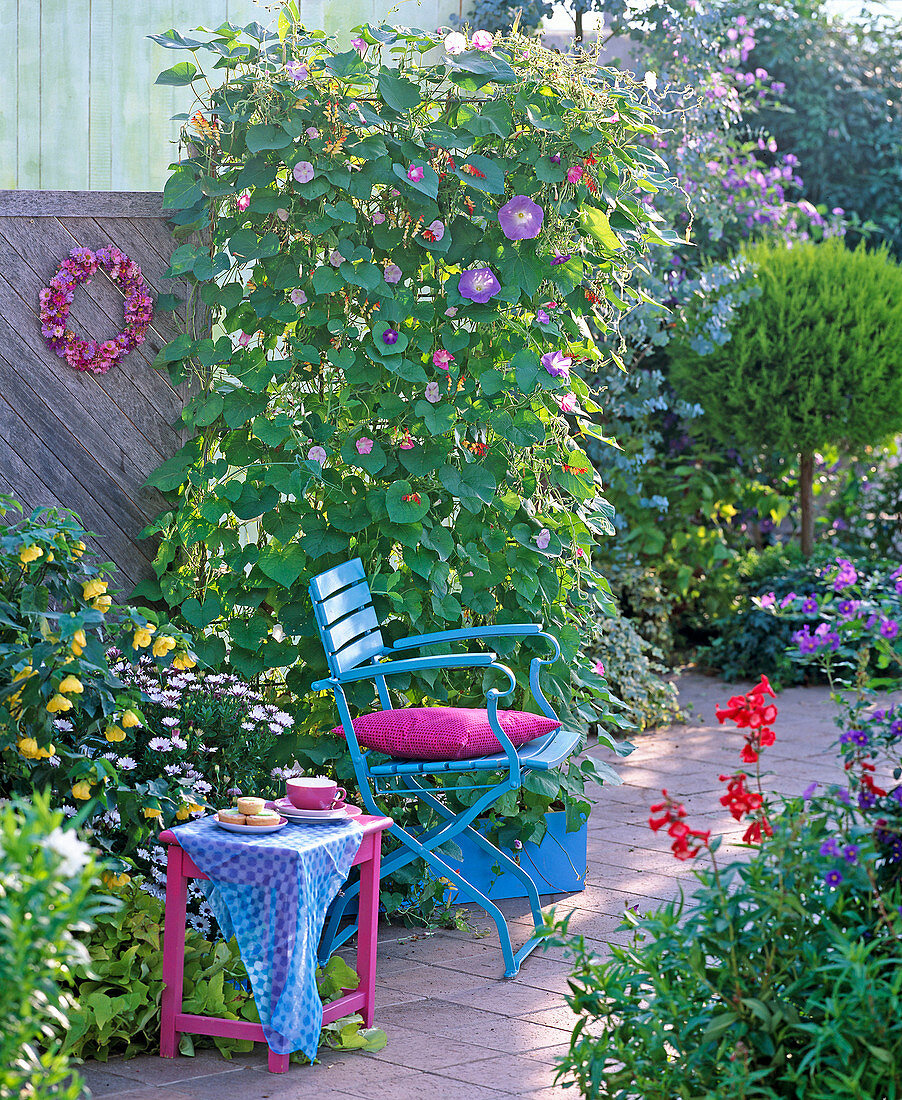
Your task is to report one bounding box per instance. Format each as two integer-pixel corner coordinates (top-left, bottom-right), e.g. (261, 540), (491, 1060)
(309, 557), (583, 978)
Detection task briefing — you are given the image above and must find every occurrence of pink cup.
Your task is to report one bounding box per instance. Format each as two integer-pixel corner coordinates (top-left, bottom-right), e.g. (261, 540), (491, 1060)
(286, 776), (346, 810)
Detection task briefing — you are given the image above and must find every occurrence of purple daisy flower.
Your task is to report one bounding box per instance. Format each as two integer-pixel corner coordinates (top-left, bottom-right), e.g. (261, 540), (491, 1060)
(458, 267), (501, 304)
(497, 195), (544, 241)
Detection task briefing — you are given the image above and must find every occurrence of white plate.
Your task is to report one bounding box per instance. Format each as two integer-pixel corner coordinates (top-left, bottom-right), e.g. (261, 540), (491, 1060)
(268, 800), (363, 823)
(214, 815), (288, 834)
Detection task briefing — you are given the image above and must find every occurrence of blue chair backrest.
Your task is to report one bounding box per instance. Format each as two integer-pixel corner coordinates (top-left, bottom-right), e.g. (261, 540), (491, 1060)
(309, 558), (387, 678)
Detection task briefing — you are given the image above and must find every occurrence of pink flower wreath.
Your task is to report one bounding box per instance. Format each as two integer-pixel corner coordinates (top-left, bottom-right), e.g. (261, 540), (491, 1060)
(39, 246), (154, 374)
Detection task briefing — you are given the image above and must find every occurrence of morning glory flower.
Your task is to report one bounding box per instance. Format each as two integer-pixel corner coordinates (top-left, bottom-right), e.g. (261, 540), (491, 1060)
(329, 250), (343, 267)
(407, 165), (425, 183)
(382, 328), (399, 345)
(497, 195), (544, 241)
(372, 212), (386, 224)
(351, 37), (367, 55)
(535, 528), (551, 550)
(305, 127), (320, 139)
(307, 445), (327, 464)
(293, 161), (315, 184)
(471, 30), (494, 50)
(458, 267), (501, 303)
(444, 31), (467, 54)
(555, 393), (579, 413)
(433, 349), (454, 369)
(423, 219), (445, 242)
(290, 289), (307, 307)
(424, 382), (441, 403)
(356, 437), (374, 455)
(550, 250), (571, 265)
(566, 165), (583, 184)
(285, 60), (308, 82)
(237, 191), (251, 212)
(541, 350), (572, 378)
(384, 264), (402, 284)
(536, 309), (550, 324)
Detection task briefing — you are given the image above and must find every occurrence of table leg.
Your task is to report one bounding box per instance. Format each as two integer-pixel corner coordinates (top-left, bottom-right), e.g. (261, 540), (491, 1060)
(268, 1049), (290, 1073)
(160, 845), (187, 1058)
(355, 835), (382, 1027)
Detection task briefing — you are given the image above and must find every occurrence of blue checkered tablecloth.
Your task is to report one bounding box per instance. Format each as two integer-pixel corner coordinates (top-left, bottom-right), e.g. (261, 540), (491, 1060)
(171, 814), (364, 1059)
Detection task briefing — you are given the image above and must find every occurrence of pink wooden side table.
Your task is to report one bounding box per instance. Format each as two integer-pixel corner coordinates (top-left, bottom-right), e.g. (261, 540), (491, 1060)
(158, 813), (393, 1074)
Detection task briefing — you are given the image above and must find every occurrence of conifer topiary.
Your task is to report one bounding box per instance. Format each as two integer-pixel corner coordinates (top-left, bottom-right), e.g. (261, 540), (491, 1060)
(670, 238), (902, 555)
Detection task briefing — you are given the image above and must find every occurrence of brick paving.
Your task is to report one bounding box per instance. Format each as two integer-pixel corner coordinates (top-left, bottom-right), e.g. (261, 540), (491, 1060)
(78, 672), (862, 1099)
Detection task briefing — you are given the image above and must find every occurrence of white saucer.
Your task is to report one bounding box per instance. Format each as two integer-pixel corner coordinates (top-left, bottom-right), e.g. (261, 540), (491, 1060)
(268, 799), (363, 823)
(214, 815), (287, 834)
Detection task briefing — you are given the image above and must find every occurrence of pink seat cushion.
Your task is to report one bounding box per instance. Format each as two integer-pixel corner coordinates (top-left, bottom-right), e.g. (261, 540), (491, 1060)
(333, 707), (561, 762)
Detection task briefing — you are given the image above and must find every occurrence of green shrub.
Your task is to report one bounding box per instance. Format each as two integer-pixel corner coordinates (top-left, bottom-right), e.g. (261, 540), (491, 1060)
(671, 238), (902, 557)
(0, 791), (107, 1100)
(589, 614), (680, 732)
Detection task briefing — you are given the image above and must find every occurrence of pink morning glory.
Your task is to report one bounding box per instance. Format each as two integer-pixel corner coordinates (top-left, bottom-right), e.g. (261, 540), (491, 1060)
(237, 332), (252, 346)
(535, 528), (551, 550)
(471, 30), (494, 50)
(497, 195), (544, 241)
(285, 60), (308, 81)
(425, 382), (441, 403)
(566, 165), (583, 184)
(433, 349), (454, 369)
(384, 264), (402, 284)
(356, 437), (374, 455)
(593, 659), (605, 676)
(351, 37), (367, 55)
(307, 445), (327, 464)
(306, 127), (320, 139)
(399, 433), (416, 450)
(444, 31), (466, 54)
(445, 306), (458, 317)
(541, 350), (572, 378)
(293, 161), (315, 184)
(329, 250), (343, 267)
(237, 191), (251, 212)
(458, 267), (500, 303)
(423, 219), (445, 242)
(276, 208), (289, 221)
(407, 165), (424, 183)
(555, 393), (579, 413)
(372, 211), (386, 224)
(290, 288), (308, 306)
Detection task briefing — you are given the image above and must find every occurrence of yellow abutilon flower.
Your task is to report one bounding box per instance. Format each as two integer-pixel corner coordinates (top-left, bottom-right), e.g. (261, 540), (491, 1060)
(36, 743), (55, 759)
(71, 540), (86, 558)
(121, 709), (141, 728)
(173, 652), (197, 671)
(17, 737), (39, 759)
(92, 595), (112, 613)
(188, 801), (204, 813)
(72, 780), (92, 800)
(13, 665), (34, 682)
(175, 805), (191, 820)
(71, 629), (87, 656)
(142, 806), (162, 820)
(46, 693), (73, 713)
(58, 675), (84, 695)
(132, 626), (155, 650)
(104, 724), (126, 743)
(82, 578), (108, 601)
(152, 635), (176, 658)
(19, 544), (43, 564)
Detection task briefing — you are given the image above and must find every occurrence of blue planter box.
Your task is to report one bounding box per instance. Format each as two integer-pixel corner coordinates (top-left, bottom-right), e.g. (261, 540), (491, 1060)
(443, 811), (587, 903)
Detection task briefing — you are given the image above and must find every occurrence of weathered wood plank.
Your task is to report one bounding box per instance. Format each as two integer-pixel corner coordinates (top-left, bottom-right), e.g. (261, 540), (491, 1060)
(0, 191), (165, 217)
(41, 0), (92, 191)
(15, 5), (40, 188)
(0, 4), (17, 189)
(89, 0), (115, 191)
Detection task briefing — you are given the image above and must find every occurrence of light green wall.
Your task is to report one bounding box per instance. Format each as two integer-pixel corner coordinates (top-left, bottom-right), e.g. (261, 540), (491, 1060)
(2, 0), (453, 191)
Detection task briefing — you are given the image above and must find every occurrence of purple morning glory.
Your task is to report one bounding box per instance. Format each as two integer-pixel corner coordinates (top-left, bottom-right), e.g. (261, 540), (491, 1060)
(536, 309), (550, 324)
(549, 153), (561, 164)
(382, 328), (399, 344)
(541, 350), (572, 379)
(497, 195), (544, 241)
(550, 250), (571, 265)
(458, 267), (501, 304)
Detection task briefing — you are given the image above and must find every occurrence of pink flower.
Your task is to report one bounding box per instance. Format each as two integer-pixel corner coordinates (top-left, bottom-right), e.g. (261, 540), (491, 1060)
(433, 349), (455, 370)
(471, 30), (494, 50)
(351, 37), (367, 55)
(237, 332), (252, 347)
(445, 307), (458, 317)
(293, 161), (315, 184)
(329, 250), (343, 267)
(372, 212), (386, 224)
(593, 660), (605, 676)
(290, 288), (307, 307)
(356, 437), (374, 455)
(444, 31), (467, 54)
(535, 529), (551, 550)
(237, 191), (251, 212)
(399, 433), (416, 450)
(307, 445), (327, 464)
(555, 393), (579, 413)
(407, 165), (425, 183)
(384, 264), (402, 284)
(276, 208), (289, 221)
(566, 166), (583, 184)
(425, 382), (441, 403)
(305, 127), (320, 139)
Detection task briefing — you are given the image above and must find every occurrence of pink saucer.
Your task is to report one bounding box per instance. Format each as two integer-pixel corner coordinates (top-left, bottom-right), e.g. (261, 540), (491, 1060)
(269, 798), (363, 819)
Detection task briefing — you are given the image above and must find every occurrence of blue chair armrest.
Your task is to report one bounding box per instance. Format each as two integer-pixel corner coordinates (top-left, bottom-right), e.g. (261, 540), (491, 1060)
(392, 625), (542, 651)
(313, 652), (497, 689)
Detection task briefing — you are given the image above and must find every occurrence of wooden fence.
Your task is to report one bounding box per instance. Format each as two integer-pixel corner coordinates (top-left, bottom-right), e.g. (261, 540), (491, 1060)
(0, 190), (197, 593)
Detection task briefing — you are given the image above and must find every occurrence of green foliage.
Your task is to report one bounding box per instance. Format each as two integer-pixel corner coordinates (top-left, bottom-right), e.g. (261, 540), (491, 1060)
(588, 614), (680, 731)
(671, 239), (902, 461)
(64, 879), (384, 1062)
(0, 791), (107, 1100)
(147, 22), (671, 749)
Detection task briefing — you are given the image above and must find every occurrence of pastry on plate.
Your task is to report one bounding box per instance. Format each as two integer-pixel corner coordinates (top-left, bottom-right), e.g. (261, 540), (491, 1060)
(245, 809), (281, 827)
(236, 796), (265, 816)
(217, 809), (246, 825)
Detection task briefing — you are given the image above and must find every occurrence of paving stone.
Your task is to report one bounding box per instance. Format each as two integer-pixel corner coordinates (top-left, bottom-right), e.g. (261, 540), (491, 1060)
(430, 1053), (558, 1094)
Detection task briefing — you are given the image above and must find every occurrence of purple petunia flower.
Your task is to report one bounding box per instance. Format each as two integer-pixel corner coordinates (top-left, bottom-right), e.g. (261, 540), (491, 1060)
(541, 351), (572, 379)
(382, 328), (399, 345)
(458, 267), (501, 303)
(497, 195), (544, 241)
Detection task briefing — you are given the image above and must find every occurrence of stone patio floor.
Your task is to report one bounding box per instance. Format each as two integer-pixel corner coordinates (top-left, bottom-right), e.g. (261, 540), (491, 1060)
(78, 671), (851, 1100)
